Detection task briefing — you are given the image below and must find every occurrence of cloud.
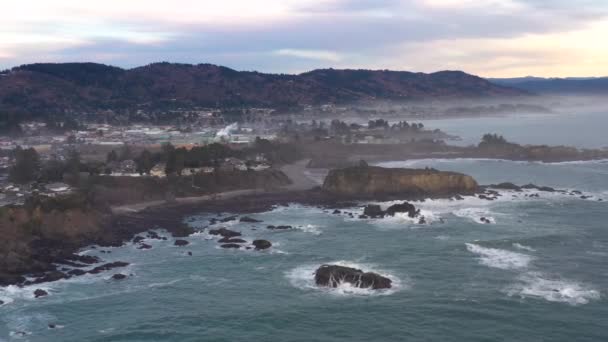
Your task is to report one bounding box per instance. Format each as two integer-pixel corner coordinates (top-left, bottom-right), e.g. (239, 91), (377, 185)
(0, 0), (607, 76)
(275, 49), (344, 62)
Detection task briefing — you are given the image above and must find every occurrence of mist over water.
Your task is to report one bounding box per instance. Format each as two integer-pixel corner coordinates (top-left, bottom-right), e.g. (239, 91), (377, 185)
(2, 113), (608, 341)
(418, 109), (608, 148)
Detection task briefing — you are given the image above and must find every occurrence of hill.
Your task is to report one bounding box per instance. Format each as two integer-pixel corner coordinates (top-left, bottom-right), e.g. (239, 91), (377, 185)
(0, 62), (526, 117)
(488, 76), (608, 94)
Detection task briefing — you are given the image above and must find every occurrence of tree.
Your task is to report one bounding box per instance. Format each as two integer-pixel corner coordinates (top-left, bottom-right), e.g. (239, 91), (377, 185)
(135, 149), (155, 175)
(106, 150), (118, 163)
(118, 144), (132, 161)
(165, 147), (186, 176)
(65, 150), (82, 183)
(8, 147), (40, 184)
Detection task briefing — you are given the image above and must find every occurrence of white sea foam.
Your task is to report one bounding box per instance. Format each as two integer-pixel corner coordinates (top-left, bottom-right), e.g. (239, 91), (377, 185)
(453, 208), (496, 224)
(506, 272), (600, 305)
(465, 243), (533, 270)
(286, 261), (405, 296)
(295, 224), (322, 235)
(512, 243), (536, 252)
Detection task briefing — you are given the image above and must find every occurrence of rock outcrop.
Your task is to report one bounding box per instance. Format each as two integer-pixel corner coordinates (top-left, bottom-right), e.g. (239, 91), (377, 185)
(322, 165), (478, 198)
(314, 265), (392, 290)
(252, 240), (272, 250)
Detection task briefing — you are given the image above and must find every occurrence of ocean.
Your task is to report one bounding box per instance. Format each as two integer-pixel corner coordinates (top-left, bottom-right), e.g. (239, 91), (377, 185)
(1, 112), (608, 341)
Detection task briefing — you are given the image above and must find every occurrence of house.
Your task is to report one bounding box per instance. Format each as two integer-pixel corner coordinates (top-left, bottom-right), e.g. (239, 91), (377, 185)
(150, 163), (166, 177)
(220, 157), (248, 172)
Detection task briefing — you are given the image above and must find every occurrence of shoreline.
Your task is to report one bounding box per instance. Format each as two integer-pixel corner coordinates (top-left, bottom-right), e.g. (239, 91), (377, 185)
(1, 155), (606, 288)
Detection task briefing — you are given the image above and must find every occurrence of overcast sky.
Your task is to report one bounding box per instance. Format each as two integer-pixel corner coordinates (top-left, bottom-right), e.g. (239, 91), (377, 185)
(1, 0), (607, 77)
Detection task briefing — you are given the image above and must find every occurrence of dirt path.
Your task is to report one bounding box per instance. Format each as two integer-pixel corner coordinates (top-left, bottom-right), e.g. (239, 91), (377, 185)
(111, 159), (322, 215)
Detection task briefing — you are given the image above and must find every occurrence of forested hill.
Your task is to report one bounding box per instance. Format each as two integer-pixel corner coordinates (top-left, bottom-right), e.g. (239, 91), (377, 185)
(488, 76), (608, 94)
(0, 62), (525, 116)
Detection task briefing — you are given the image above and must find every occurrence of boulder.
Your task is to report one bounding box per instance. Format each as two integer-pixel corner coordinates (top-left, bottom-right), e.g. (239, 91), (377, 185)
(64, 254), (100, 265)
(363, 205), (384, 218)
(385, 202), (418, 218)
(31, 271), (69, 284)
(252, 240), (272, 250)
(314, 265), (391, 290)
(111, 273), (127, 280)
(88, 261), (129, 275)
(332, 209), (341, 214)
(174, 240), (190, 247)
(132, 236), (145, 244)
(240, 216), (262, 223)
(67, 269), (86, 276)
(146, 231), (161, 239)
(0, 300), (4, 305)
(34, 289), (48, 298)
(267, 225), (292, 230)
(209, 228), (242, 237)
(220, 216), (238, 222)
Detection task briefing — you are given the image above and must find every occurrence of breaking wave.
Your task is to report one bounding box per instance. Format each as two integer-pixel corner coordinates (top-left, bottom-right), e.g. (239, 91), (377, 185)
(506, 272), (600, 305)
(512, 243), (536, 252)
(453, 208), (496, 224)
(465, 243), (533, 270)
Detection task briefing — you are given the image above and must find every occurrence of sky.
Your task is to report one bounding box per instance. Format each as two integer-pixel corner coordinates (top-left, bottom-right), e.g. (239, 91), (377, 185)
(1, 0), (607, 77)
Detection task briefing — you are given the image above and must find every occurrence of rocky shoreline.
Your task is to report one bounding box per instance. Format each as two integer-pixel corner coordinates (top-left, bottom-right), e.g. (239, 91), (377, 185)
(1, 164), (602, 293)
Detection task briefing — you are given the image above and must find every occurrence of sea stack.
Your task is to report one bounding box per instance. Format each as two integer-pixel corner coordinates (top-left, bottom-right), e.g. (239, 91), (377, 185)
(322, 165), (478, 198)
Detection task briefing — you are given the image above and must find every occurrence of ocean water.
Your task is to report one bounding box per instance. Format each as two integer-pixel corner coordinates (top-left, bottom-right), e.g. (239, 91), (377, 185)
(419, 110), (608, 149)
(2, 115), (608, 341)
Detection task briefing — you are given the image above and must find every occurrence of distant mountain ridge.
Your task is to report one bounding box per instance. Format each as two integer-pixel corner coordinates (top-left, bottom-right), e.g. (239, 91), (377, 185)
(488, 76), (608, 94)
(0, 62), (525, 116)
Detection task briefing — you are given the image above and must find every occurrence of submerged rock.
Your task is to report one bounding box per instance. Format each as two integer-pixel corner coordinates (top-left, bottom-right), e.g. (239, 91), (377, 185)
(218, 237), (247, 244)
(252, 240), (272, 250)
(111, 273), (127, 280)
(240, 216), (262, 223)
(220, 243), (241, 249)
(137, 243), (152, 250)
(314, 265), (392, 290)
(174, 240), (190, 247)
(209, 228), (242, 237)
(34, 289), (48, 298)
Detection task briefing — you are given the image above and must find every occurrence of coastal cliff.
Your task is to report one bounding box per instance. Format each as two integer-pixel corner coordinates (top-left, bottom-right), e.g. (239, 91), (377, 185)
(322, 165), (478, 198)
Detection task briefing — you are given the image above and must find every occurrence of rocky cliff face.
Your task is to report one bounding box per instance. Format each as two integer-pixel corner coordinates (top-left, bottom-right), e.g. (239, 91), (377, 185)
(0, 203), (108, 285)
(322, 166), (478, 198)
